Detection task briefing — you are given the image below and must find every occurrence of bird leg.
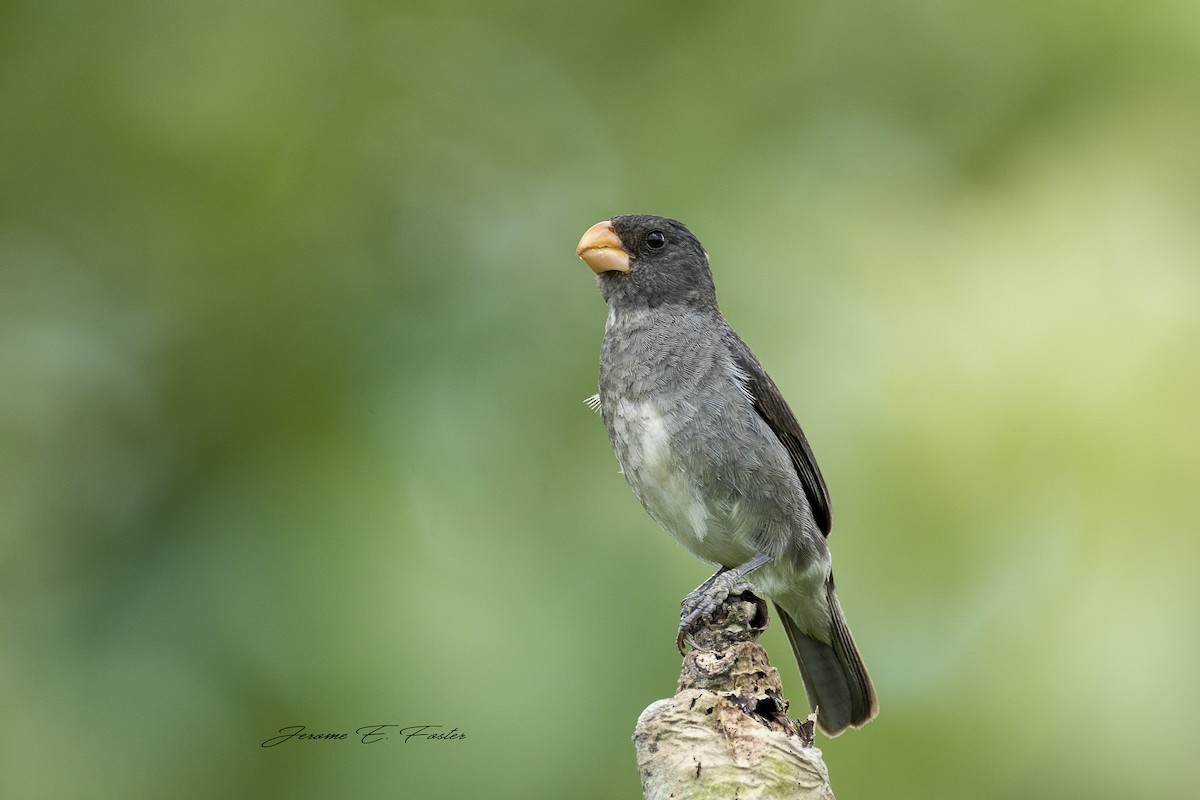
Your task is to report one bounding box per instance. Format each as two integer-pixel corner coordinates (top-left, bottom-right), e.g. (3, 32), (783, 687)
(676, 551), (774, 653)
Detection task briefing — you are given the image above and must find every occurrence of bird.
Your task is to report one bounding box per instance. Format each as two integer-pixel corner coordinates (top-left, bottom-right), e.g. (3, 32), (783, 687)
(575, 214), (878, 736)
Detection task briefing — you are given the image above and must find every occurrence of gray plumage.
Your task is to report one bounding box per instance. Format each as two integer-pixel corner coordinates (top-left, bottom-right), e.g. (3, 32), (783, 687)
(584, 214), (877, 736)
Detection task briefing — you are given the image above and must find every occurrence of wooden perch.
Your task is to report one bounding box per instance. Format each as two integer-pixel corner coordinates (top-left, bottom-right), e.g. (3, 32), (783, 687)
(632, 585), (836, 800)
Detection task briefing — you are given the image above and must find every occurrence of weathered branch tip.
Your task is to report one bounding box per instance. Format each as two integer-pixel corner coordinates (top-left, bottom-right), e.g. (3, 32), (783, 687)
(632, 584), (836, 800)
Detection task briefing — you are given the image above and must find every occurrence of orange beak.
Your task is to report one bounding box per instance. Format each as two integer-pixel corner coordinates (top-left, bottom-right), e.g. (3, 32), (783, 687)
(576, 220), (630, 274)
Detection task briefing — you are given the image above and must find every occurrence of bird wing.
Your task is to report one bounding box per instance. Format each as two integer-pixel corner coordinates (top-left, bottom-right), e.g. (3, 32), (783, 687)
(729, 335), (833, 537)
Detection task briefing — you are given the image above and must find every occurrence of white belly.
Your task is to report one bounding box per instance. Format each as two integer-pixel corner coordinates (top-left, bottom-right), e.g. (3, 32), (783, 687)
(610, 398), (754, 567)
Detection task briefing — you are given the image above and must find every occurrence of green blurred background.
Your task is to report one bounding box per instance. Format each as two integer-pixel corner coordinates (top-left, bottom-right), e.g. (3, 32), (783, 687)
(2, 1), (1198, 798)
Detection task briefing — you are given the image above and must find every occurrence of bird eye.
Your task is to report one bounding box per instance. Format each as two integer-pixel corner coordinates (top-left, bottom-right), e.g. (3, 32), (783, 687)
(646, 231), (666, 250)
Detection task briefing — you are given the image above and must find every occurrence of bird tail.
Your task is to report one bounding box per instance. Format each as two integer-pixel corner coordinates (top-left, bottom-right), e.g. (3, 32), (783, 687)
(774, 576), (878, 736)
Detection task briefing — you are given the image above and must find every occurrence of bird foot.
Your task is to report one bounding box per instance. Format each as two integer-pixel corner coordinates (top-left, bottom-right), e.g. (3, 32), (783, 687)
(676, 570), (743, 653)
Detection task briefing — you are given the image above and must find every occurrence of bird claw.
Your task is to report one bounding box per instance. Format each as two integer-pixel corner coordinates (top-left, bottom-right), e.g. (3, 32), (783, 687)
(676, 570), (741, 653)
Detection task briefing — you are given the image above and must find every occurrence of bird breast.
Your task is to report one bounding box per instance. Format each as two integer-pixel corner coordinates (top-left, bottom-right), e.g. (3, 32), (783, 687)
(606, 395), (762, 567)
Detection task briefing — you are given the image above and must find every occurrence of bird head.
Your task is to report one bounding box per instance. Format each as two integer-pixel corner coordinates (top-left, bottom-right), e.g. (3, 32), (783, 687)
(576, 214), (717, 311)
